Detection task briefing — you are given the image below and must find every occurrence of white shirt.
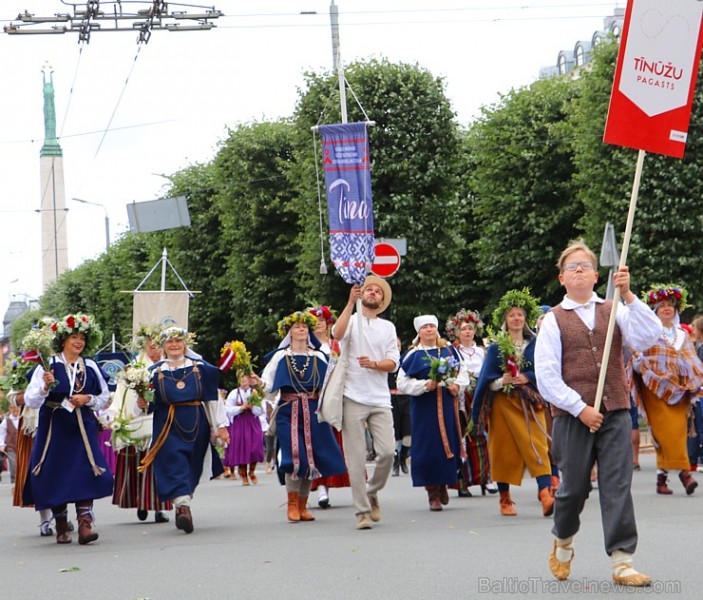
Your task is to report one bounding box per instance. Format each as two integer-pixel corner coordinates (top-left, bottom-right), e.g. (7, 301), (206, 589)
(333, 313), (400, 408)
(25, 356), (111, 412)
(225, 387), (263, 421)
(535, 293), (662, 417)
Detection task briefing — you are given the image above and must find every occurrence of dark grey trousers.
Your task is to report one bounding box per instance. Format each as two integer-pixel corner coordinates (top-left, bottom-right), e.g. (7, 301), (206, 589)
(551, 409), (637, 555)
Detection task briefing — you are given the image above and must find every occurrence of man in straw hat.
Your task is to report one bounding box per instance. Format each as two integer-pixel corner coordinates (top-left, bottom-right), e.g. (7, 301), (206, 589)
(333, 275), (400, 530)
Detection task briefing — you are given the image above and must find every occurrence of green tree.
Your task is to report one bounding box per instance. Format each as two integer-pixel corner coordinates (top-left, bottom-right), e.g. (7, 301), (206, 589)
(466, 75), (581, 311)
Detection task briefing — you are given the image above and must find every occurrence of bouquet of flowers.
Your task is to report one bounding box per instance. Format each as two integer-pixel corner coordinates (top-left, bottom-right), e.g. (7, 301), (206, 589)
(248, 386), (264, 408)
(118, 362), (154, 404)
(495, 331), (524, 393)
(111, 414), (151, 451)
(0, 353), (37, 393)
(423, 354), (460, 386)
(21, 325), (55, 372)
(217, 340), (254, 375)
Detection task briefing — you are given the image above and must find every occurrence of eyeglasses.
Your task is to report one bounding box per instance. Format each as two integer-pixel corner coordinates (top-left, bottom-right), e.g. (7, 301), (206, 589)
(563, 261), (595, 272)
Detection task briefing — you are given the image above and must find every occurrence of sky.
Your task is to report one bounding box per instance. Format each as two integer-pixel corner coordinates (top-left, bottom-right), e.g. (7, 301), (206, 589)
(0, 0), (625, 333)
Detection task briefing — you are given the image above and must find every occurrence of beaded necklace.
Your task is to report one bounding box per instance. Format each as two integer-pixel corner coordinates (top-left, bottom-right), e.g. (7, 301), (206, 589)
(285, 349), (320, 392)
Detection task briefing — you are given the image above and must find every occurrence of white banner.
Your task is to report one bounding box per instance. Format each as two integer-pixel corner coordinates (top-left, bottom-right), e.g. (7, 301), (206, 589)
(132, 291), (190, 333)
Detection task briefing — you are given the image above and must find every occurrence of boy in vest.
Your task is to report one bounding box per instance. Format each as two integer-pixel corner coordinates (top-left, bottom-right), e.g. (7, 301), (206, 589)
(535, 240), (661, 586)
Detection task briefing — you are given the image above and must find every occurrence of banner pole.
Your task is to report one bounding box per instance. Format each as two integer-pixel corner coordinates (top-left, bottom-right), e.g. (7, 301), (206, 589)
(591, 149), (646, 426)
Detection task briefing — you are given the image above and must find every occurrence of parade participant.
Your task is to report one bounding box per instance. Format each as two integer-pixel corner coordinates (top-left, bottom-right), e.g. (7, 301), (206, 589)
(137, 327), (229, 534)
(536, 240), (661, 586)
(0, 405), (20, 484)
(472, 288), (554, 518)
(389, 337), (411, 477)
(631, 284), (703, 495)
(307, 305), (351, 508)
(257, 312), (347, 522)
(224, 373), (265, 485)
(333, 276), (400, 530)
(24, 313), (113, 545)
(109, 326), (171, 523)
(397, 315), (464, 511)
(445, 309), (492, 496)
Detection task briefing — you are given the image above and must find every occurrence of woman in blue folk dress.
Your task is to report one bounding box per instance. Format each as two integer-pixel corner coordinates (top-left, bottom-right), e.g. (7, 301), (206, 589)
(137, 327), (229, 534)
(256, 312), (347, 523)
(24, 313), (113, 545)
(397, 315), (466, 512)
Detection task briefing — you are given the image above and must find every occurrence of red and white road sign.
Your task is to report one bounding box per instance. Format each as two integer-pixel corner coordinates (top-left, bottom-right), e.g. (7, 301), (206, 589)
(371, 242), (401, 278)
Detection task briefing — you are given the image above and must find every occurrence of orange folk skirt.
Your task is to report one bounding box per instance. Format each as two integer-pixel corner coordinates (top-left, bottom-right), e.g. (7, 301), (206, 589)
(641, 386), (690, 470)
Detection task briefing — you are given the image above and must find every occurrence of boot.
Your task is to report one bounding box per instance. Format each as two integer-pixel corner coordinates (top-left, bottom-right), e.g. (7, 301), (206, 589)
(248, 463), (258, 485)
(287, 492), (301, 522)
(656, 473), (673, 495)
(499, 491), (517, 516)
(391, 452), (400, 477)
(175, 505), (194, 533)
(439, 485), (449, 506)
(76, 503), (99, 545)
(54, 512), (71, 544)
(679, 470), (698, 495)
(298, 496), (316, 521)
(239, 466), (250, 486)
(539, 487), (555, 517)
(426, 486), (442, 511)
(399, 446), (410, 474)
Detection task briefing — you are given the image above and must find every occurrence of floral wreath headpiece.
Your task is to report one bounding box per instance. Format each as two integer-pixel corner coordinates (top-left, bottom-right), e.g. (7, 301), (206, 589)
(51, 313), (103, 355)
(492, 287), (541, 330)
(131, 324), (164, 352)
(277, 311), (318, 338)
(307, 305), (337, 326)
(445, 308), (484, 341)
(158, 327), (196, 347)
(643, 283), (688, 313)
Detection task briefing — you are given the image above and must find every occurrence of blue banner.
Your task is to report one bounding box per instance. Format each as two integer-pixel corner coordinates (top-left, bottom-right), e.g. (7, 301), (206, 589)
(95, 351), (132, 392)
(319, 122), (375, 285)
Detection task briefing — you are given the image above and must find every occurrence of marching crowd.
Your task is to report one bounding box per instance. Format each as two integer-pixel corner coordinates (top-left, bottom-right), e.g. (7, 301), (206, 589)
(2, 239), (703, 588)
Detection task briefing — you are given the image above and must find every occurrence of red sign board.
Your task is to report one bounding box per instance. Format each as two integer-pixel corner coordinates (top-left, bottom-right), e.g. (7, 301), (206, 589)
(603, 0), (703, 158)
(371, 242), (401, 278)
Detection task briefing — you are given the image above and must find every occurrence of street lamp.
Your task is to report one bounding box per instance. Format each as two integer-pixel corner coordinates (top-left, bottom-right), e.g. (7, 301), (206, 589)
(71, 198), (110, 250)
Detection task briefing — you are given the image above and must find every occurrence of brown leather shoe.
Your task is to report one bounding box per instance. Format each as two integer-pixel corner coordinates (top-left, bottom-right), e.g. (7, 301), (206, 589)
(55, 516), (71, 544)
(427, 486), (443, 511)
(77, 515), (99, 545)
(679, 470), (698, 495)
(368, 493), (381, 522)
(539, 487), (555, 517)
(298, 496), (315, 521)
(656, 473), (673, 495)
(175, 505), (194, 534)
(549, 540), (574, 581)
(439, 485), (449, 506)
(499, 492), (517, 516)
(287, 492), (301, 522)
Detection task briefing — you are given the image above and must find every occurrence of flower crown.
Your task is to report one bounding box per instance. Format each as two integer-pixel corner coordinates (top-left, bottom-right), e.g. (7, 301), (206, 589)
(492, 287), (541, 330)
(50, 313), (103, 355)
(445, 308), (484, 340)
(277, 311), (318, 338)
(131, 324), (164, 352)
(643, 283), (688, 312)
(307, 305), (337, 325)
(158, 327), (196, 347)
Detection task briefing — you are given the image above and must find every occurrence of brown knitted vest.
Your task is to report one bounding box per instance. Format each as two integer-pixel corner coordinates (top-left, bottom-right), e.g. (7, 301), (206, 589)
(551, 301), (629, 417)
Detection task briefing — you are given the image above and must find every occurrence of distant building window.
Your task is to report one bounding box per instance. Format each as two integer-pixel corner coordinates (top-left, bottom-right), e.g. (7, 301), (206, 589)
(575, 45), (585, 66)
(611, 24), (621, 38)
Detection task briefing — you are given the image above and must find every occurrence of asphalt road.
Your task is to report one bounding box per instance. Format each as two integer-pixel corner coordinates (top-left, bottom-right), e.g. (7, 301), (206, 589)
(0, 450), (698, 600)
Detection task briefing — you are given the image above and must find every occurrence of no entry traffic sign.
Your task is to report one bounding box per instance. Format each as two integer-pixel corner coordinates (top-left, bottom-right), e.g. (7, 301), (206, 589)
(371, 242), (401, 278)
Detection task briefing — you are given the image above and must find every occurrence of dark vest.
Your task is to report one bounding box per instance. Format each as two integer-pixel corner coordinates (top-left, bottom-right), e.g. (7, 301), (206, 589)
(551, 301), (629, 417)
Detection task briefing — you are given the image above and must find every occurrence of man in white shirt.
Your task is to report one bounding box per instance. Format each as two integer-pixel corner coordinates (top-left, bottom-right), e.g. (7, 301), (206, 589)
(536, 240), (661, 587)
(333, 275), (400, 530)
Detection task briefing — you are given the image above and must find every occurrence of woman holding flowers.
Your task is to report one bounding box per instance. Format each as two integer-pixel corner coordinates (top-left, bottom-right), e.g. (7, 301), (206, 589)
(24, 313), (113, 545)
(472, 289), (554, 518)
(256, 312), (346, 523)
(137, 327), (229, 534)
(630, 284), (703, 495)
(109, 326), (171, 523)
(446, 308), (493, 497)
(397, 315), (465, 511)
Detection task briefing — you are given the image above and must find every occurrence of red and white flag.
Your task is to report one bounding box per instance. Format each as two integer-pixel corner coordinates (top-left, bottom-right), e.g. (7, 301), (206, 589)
(604, 0), (703, 158)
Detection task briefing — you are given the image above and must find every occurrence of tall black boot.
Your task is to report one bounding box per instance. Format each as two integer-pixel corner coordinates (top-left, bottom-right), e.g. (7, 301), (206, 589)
(392, 452), (400, 477)
(399, 445), (410, 474)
